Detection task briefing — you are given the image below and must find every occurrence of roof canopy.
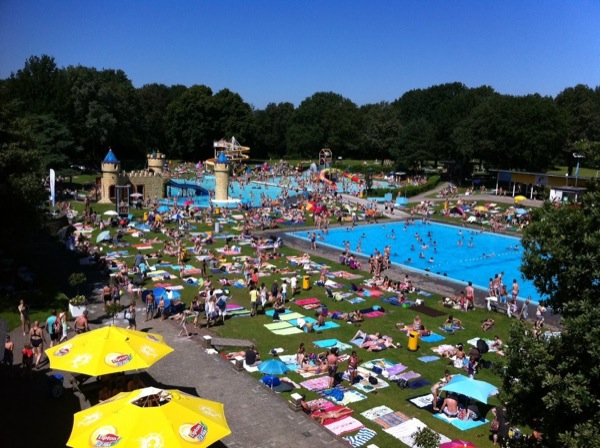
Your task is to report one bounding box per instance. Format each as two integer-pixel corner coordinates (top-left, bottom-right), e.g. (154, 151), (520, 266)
(103, 149), (119, 163)
(216, 152), (229, 164)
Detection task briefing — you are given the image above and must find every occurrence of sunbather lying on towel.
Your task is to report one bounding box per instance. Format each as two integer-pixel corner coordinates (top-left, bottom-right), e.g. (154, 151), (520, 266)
(311, 407), (354, 424)
(299, 358), (328, 374)
(352, 330), (381, 347)
(363, 336), (399, 351)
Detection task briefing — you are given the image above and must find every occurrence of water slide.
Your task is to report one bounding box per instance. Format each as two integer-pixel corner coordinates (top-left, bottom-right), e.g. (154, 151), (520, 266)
(342, 172), (364, 184)
(319, 168), (343, 187)
(166, 179), (210, 197)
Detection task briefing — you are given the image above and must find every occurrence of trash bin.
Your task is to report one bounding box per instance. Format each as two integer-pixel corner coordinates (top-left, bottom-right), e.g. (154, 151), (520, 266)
(143, 212), (148, 221)
(215, 207), (221, 215)
(215, 221), (220, 234)
(408, 331), (419, 352)
(302, 275), (310, 290)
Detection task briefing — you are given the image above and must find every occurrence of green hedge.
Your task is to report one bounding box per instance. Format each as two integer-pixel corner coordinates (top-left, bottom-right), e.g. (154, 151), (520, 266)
(369, 175), (441, 198)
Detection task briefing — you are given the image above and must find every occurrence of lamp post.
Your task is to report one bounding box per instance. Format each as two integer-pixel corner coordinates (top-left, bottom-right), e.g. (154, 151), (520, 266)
(573, 153), (584, 187)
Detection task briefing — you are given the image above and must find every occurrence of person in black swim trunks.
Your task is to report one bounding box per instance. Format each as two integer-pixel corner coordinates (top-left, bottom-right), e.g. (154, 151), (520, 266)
(29, 321), (46, 368)
(327, 347), (339, 388)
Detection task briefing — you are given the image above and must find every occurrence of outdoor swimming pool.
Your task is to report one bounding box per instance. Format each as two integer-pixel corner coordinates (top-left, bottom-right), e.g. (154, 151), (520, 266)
(288, 221), (541, 304)
(163, 175), (311, 208)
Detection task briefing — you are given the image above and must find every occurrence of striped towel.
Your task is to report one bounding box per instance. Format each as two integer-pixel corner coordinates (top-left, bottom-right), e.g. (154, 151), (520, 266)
(343, 428), (377, 447)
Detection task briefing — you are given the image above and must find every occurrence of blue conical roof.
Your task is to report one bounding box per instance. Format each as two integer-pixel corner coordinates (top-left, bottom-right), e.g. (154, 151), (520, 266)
(216, 152), (229, 164)
(103, 149), (119, 163)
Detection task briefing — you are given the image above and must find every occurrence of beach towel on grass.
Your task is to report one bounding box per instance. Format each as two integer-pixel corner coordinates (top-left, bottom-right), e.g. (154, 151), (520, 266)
(408, 379), (432, 390)
(418, 355), (441, 363)
(361, 358), (396, 371)
(228, 309), (251, 317)
(353, 378), (390, 393)
(326, 389), (368, 405)
(265, 309), (292, 317)
(264, 322), (293, 330)
(345, 297), (366, 305)
(306, 398), (336, 411)
(343, 427), (377, 447)
(226, 303), (244, 311)
(324, 416), (364, 436)
(324, 279), (344, 289)
(278, 354), (297, 365)
(289, 317), (317, 327)
(433, 412), (489, 431)
(467, 337), (497, 351)
(385, 364), (408, 377)
(408, 394), (434, 408)
(361, 405), (395, 421)
(362, 311), (386, 318)
(384, 418), (451, 447)
(300, 376), (330, 392)
(374, 411), (411, 429)
(272, 327), (304, 335)
(397, 371), (421, 381)
(420, 333), (445, 343)
(279, 312), (306, 321)
(295, 298), (321, 306)
(350, 337), (364, 347)
(314, 339), (353, 352)
(314, 321), (341, 331)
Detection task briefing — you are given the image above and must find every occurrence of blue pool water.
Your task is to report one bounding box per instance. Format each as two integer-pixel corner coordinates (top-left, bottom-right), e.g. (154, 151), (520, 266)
(287, 221), (541, 304)
(164, 175), (311, 208)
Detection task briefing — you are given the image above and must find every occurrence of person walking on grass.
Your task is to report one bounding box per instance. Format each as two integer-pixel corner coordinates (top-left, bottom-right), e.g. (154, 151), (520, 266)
(18, 299), (30, 336)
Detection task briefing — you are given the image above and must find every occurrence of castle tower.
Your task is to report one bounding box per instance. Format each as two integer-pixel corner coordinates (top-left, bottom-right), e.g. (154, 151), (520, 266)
(214, 152), (230, 201)
(100, 149), (120, 204)
(147, 151), (166, 174)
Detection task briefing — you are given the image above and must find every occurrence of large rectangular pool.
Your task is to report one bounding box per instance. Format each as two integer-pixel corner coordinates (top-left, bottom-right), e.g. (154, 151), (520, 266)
(287, 221), (541, 304)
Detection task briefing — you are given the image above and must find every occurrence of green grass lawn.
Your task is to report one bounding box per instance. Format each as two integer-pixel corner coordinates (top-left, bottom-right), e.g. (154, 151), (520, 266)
(2, 193), (517, 447)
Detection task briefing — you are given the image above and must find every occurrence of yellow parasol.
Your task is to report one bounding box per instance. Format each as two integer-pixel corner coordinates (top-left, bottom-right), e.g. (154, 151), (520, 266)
(45, 326), (173, 376)
(514, 195), (527, 204)
(67, 387), (231, 447)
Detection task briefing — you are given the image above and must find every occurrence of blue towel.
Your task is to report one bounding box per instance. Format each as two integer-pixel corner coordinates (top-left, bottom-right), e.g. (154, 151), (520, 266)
(433, 412), (489, 431)
(313, 339), (340, 348)
(265, 309), (291, 317)
(418, 355), (440, 363)
(420, 333), (445, 343)
(289, 317), (317, 327)
(314, 321), (341, 331)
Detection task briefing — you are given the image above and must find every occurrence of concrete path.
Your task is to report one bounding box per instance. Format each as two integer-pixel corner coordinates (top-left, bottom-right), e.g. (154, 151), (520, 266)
(2, 289), (347, 448)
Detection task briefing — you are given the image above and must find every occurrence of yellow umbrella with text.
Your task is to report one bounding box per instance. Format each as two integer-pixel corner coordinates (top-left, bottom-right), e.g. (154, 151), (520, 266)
(67, 387), (231, 447)
(45, 325), (173, 376)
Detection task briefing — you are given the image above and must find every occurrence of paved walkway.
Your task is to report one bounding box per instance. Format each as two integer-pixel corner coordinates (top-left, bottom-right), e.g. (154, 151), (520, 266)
(2, 288), (348, 448)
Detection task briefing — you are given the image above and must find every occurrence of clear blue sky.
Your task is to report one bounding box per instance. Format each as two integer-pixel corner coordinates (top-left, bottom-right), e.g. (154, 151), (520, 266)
(1, 1), (598, 109)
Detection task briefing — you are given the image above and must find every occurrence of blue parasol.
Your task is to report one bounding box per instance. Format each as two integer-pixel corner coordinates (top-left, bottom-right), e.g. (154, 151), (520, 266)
(439, 374), (498, 404)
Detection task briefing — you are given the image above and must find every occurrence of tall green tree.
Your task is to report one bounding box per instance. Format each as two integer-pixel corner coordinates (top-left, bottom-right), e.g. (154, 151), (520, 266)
(137, 83), (186, 152)
(253, 102), (295, 159)
(359, 102), (401, 161)
(453, 94), (568, 172)
(166, 85), (217, 160)
(0, 101), (48, 246)
(500, 185), (600, 446)
(286, 92), (360, 158)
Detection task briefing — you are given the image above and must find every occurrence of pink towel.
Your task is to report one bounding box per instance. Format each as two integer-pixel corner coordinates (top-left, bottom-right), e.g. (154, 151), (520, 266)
(362, 311), (386, 318)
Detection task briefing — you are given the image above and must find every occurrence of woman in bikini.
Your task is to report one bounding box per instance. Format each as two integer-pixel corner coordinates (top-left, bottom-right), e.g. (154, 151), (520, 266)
(29, 321), (46, 368)
(18, 299), (30, 336)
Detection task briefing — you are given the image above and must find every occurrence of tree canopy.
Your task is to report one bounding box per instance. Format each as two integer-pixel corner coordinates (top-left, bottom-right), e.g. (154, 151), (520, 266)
(500, 184), (600, 447)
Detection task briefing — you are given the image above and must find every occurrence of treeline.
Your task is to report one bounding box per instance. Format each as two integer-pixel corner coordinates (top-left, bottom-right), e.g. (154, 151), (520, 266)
(2, 54), (600, 175)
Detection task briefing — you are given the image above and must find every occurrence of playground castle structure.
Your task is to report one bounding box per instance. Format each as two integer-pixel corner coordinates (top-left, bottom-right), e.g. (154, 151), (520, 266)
(99, 150), (171, 206)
